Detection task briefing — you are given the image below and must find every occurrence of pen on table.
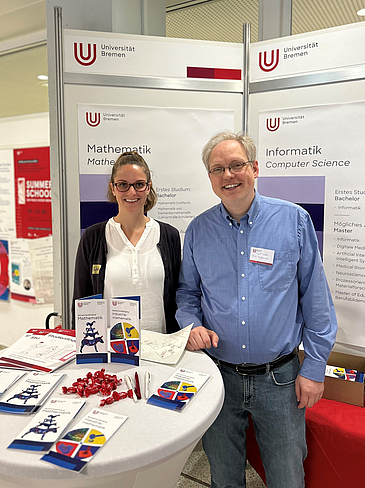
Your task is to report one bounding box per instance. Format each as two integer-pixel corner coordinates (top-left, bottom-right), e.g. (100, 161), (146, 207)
(124, 374), (138, 403)
(145, 371), (151, 399)
(134, 371), (142, 400)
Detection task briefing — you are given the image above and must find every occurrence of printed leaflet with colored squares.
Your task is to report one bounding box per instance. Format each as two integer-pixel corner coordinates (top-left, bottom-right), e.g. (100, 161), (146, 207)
(110, 297), (140, 366)
(41, 408), (128, 472)
(147, 368), (210, 412)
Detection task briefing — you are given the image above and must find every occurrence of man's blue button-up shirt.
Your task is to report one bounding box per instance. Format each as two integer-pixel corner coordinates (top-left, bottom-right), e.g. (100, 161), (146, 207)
(176, 191), (337, 382)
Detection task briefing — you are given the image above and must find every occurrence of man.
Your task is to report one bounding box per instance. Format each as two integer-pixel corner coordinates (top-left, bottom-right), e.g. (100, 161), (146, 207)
(176, 131), (337, 488)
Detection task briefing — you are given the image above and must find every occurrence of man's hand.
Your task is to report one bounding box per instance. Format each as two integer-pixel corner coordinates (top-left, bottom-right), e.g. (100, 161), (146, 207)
(295, 374), (324, 409)
(186, 326), (219, 351)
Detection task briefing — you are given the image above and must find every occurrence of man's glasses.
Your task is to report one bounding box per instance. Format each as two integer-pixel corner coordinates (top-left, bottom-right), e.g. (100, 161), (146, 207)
(208, 161), (254, 176)
(113, 181), (148, 192)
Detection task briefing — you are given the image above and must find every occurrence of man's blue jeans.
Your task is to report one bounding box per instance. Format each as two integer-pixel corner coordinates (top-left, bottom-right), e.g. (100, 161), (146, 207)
(202, 355), (306, 488)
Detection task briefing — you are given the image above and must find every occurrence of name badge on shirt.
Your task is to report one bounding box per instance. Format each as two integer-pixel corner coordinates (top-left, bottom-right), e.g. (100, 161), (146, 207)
(92, 264), (101, 274)
(249, 247), (275, 266)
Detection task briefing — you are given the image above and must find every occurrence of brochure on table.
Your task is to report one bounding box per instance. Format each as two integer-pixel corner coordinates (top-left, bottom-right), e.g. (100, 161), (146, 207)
(0, 372), (65, 414)
(41, 408), (128, 472)
(147, 368), (210, 412)
(0, 370), (25, 395)
(141, 324), (193, 365)
(110, 296), (140, 366)
(0, 328), (76, 372)
(8, 398), (85, 452)
(76, 298), (108, 364)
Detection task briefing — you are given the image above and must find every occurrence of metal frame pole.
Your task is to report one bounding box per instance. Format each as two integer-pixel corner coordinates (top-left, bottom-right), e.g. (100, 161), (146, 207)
(242, 22), (250, 134)
(54, 6), (70, 328)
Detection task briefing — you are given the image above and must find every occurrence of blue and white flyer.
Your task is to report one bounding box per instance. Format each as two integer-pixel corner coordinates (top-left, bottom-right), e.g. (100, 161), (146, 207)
(41, 408), (128, 472)
(147, 368), (210, 412)
(110, 296), (140, 366)
(0, 369), (25, 396)
(8, 398), (85, 452)
(75, 298), (108, 364)
(0, 372), (65, 414)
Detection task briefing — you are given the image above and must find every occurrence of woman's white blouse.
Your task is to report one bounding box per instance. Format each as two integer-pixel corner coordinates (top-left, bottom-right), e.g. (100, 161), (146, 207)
(104, 217), (166, 333)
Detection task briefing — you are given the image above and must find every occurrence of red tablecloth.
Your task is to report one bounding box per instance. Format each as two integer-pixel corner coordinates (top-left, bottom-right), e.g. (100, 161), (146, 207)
(246, 398), (365, 488)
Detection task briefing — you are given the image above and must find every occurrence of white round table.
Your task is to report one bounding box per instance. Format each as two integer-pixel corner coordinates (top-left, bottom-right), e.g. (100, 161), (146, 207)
(0, 350), (224, 488)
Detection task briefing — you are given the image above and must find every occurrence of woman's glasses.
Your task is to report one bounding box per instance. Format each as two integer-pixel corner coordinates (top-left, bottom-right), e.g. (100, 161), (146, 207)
(113, 181), (148, 192)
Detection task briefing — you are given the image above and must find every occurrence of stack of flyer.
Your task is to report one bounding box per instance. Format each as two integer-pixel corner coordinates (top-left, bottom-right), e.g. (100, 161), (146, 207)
(110, 296), (140, 366)
(8, 398), (85, 452)
(0, 371), (65, 414)
(75, 295), (141, 366)
(0, 328), (76, 373)
(147, 368), (210, 412)
(325, 365), (364, 382)
(0, 369), (26, 397)
(41, 409), (128, 472)
(75, 297), (108, 364)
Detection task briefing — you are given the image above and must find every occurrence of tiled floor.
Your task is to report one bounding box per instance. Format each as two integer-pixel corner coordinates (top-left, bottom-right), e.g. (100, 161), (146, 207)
(175, 439), (266, 487)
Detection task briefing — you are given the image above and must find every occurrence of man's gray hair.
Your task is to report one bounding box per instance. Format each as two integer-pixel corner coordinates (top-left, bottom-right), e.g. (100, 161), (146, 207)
(202, 131), (257, 171)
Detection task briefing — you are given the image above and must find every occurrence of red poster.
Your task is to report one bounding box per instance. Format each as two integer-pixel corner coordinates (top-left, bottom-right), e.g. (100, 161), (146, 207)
(13, 147), (52, 238)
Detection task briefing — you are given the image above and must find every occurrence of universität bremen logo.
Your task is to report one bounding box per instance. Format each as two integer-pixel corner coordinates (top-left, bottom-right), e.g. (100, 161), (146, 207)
(266, 118), (280, 132)
(259, 49), (279, 72)
(74, 42), (97, 66)
(86, 112), (101, 127)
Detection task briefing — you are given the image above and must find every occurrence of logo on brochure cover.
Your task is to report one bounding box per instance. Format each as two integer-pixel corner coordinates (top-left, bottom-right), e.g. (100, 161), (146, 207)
(259, 49), (279, 72)
(266, 117), (280, 132)
(78, 302), (83, 308)
(74, 42), (97, 66)
(86, 112), (101, 127)
(112, 301), (117, 306)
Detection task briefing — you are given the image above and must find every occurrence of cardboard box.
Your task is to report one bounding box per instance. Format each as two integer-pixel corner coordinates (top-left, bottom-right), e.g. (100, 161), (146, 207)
(299, 350), (365, 407)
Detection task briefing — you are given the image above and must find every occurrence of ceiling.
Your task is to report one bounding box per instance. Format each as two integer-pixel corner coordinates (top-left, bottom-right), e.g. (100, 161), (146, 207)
(0, 0), (364, 119)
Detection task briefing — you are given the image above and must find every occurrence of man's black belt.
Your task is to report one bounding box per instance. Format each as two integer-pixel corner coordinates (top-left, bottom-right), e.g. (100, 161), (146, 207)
(219, 348), (298, 376)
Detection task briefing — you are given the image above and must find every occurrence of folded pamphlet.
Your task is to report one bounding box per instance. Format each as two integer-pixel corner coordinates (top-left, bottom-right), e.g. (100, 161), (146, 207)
(8, 398), (85, 452)
(325, 365), (364, 382)
(0, 369), (26, 396)
(0, 371), (65, 414)
(41, 408), (128, 472)
(147, 367), (210, 412)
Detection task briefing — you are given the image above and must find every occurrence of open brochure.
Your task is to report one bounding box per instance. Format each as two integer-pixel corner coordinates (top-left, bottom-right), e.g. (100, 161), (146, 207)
(141, 324), (193, 365)
(147, 367), (210, 412)
(41, 408), (128, 472)
(0, 372), (65, 414)
(0, 328), (76, 373)
(8, 398), (85, 452)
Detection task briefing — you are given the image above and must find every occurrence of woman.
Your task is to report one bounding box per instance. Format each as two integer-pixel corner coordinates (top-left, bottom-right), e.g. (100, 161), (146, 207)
(72, 151), (181, 333)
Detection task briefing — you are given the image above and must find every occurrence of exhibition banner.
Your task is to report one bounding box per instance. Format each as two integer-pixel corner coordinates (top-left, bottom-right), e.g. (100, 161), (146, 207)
(0, 149), (16, 238)
(0, 239), (9, 301)
(78, 104), (234, 236)
(251, 22), (365, 81)
(257, 101), (365, 347)
(13, 147), (52, 239)
(65, 29), (242, 80)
